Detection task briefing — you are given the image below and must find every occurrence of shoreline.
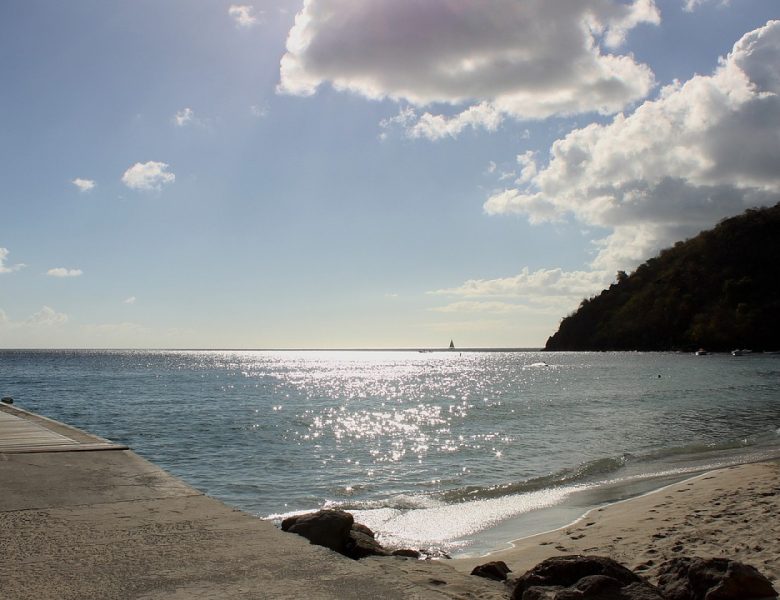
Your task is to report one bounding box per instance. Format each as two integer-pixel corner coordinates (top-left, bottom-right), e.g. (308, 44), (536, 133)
(449, 461), (779, 586)
(2, 405), (777, 598)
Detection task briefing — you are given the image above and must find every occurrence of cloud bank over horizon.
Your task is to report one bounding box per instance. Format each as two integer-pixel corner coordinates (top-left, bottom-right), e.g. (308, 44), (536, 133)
(423, 20), (780, 324)
(485, 20), (780, 275)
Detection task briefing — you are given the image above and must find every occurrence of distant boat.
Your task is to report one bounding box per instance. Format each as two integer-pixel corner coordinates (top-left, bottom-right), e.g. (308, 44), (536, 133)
(731, 349), (743, 356)
(449, 340), (455, 349)
(695, 349), (709, 356)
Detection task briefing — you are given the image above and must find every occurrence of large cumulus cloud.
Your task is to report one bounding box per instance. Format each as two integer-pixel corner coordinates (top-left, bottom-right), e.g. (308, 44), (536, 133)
(279, 0), (660, 124)
(485, 20), (780, 272)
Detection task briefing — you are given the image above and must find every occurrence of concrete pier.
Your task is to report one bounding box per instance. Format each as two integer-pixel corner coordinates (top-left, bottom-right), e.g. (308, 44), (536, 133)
(0, 404), (486, 600)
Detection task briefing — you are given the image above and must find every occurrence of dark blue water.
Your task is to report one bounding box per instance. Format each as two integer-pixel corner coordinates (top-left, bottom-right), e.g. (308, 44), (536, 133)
(2, 349), (778, 553)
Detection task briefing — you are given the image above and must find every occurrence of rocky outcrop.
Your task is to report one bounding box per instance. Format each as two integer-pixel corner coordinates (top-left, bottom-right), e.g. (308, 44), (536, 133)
(281, 509), (418, 560)
(655, 557), (778, 600)
(347, 523), (391, 559)
(511, 555), (664, 600)
(392, 548), (422, 559)
(507, 555), (778, 600)
(281, 509), (355, 555)
(471, 560), (512, 582)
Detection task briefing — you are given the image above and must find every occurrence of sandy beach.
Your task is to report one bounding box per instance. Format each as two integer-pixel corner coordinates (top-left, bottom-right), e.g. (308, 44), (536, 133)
(448, 461), (779, 590)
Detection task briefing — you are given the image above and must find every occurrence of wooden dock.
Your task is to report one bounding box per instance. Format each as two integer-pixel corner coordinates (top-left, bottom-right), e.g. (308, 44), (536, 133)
(0, 403), (127, 453)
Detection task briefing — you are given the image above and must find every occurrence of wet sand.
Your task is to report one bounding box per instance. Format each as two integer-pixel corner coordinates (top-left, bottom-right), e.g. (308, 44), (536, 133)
(450, 461), (779, 588)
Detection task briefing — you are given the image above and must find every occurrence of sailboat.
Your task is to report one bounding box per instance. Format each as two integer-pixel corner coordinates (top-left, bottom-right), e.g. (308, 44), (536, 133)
(449, 340), (455, 349)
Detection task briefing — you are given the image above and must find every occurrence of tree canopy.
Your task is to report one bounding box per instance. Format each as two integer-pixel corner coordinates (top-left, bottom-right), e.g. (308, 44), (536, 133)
(545, 203), (780, 352)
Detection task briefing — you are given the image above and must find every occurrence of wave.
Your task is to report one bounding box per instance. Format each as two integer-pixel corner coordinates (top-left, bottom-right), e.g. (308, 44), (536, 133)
(325, 493), (442, 512)
(438, 431), (780, 505)
(349, 486), (581, 553)
(265, 430), (780, 555)
(269, 430), (780, 521)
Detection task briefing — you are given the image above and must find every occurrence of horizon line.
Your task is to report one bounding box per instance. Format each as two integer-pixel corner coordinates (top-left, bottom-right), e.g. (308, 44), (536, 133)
(0, 346), (544, 352)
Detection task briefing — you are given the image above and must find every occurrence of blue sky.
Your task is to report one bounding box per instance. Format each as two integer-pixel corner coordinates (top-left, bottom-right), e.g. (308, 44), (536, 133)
(1, 0), (778, 348)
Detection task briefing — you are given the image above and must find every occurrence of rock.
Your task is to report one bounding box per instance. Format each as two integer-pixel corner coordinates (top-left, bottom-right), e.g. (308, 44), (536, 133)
(351, 522), (375, 538)
(471, 560), (512, 582)
(575, 574), (625, 595)
(392, 549), (421, 559)
(1, 396), (13, 404)
(513, 555), (642, 595)
(656, 557), (778, 600)
(281, 509), (400, 560)
(345, 528), (391, 559)
(511, 555), (664, 600)
(523, 587), (564, 600)
(281, 509), (354, 554)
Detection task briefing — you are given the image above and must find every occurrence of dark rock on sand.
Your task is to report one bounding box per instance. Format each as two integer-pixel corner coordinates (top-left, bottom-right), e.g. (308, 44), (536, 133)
(392, 549), (421, 559)
(511, 555), (664, 600)
(282, 509), (403, 560)
(281, 509), (354, 554)
(655, 557), (778, 600)
(471, 560), (512, 582)
(345, 526), (391, 559)
(1, 396), (13, 404)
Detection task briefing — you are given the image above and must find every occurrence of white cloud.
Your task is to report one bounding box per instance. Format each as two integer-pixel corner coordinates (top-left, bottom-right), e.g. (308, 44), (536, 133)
(425, 319), (506, 334)
(279, 0), (660, 132)
(0, 248), (25, 274)
(427, 268), (616, 334)
(0, 306), (69, 330)
(229, 4), (260, 28)
(72, 178), (96, 192)
(124, 296), (137, 304)
(173, 107), (195, 126)
(516, 151), (538, 184)
(121, 161), (175, 191)
(485, 20), (780, 273)
(46, 268), (83, 278)
(381, 103), (504, 141)
(25, 306), (69, 327)
(431, 301), (527, 314)
(0, 308), (193, 348)
(250, 103), (269, 118)
(430, 268), (611, 301)
(683, 0), (729, 12)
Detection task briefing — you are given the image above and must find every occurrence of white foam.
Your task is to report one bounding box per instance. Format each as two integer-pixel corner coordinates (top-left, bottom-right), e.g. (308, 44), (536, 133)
(352, 486), (582, 549)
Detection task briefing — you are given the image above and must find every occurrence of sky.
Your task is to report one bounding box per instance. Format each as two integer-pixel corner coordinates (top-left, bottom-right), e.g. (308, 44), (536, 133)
(1, 0), (778, 349)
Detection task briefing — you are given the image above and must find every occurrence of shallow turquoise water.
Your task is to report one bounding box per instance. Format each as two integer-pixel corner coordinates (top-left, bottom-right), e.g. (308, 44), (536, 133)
(2, 349), (778, 554)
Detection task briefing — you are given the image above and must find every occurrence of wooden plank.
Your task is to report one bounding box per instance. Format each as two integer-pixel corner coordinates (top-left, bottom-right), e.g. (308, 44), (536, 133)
(0, 409), (81, 451)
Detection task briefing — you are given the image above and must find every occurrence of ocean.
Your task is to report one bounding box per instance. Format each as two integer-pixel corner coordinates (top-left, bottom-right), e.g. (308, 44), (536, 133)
(2, 349), (779, 556)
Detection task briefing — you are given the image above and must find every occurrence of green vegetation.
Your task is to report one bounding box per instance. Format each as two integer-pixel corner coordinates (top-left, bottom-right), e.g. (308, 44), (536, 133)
(545, 203), (780, 352)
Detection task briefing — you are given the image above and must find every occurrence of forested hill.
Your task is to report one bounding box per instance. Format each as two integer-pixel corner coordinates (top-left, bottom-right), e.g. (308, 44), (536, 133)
(545, 203), (780, 352)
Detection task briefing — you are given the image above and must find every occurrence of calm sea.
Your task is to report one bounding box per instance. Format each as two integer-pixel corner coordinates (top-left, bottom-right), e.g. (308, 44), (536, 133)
(2, 350), (779, 555)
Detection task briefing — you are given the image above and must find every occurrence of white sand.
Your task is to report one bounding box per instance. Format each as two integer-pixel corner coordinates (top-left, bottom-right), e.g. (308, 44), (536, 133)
(448, 461), (779, 589)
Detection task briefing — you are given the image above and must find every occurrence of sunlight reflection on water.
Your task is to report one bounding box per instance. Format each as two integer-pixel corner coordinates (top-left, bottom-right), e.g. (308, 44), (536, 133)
(5, 349), (780, 554)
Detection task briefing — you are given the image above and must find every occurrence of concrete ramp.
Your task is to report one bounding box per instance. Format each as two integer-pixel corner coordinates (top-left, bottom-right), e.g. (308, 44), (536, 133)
(0, 405), (503, 600)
